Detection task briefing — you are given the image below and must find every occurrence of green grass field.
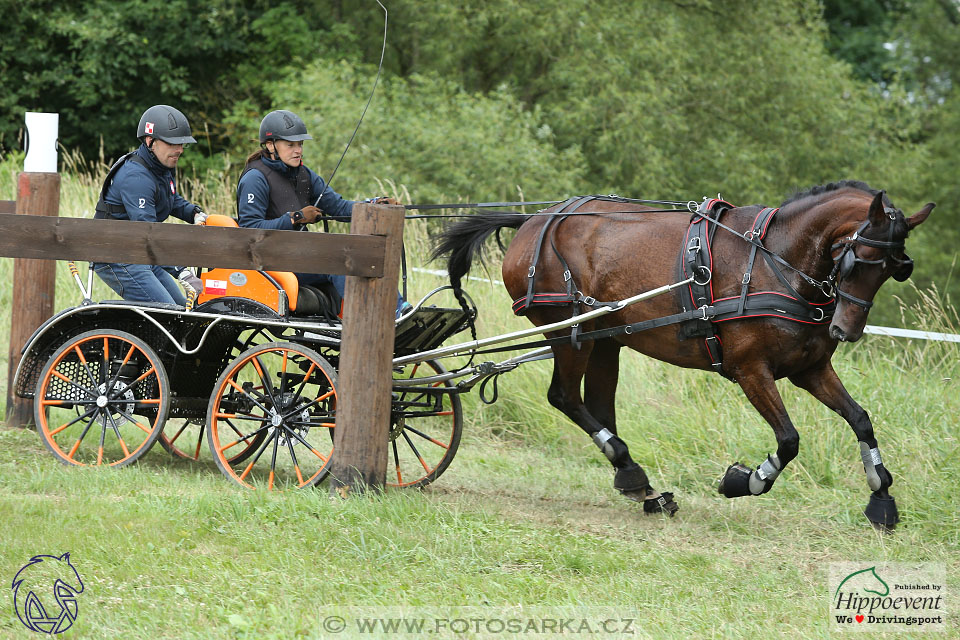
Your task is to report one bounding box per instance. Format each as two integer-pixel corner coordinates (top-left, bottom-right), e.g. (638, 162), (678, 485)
(0, 163), (957, 638)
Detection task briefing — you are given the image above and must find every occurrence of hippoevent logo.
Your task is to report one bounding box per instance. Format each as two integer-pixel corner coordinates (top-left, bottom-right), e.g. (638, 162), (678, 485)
(830, 562), (946, 633)
(11, 553), (85, 634)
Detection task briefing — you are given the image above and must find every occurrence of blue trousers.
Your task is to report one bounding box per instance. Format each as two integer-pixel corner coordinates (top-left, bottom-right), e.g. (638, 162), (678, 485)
(94, 263), (186, 306)
(295, 272), (405, 317)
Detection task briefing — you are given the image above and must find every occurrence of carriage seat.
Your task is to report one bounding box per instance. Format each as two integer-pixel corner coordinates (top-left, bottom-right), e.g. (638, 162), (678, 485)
(197, 214), (339, 318)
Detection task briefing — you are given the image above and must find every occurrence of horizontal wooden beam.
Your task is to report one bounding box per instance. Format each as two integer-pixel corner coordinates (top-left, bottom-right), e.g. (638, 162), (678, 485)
(0, 214), (386, 276)
(0, 201), (15, 214)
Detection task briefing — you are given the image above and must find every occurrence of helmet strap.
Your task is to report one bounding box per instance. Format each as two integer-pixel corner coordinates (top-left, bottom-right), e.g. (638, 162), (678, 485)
(262, 141), (278, 161)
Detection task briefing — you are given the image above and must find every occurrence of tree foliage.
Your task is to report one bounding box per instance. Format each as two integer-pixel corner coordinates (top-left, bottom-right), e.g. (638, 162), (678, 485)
(1, 0), (957, 320)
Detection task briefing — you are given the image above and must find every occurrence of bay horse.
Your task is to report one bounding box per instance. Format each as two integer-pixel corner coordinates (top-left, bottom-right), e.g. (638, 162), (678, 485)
(433, 181), (933, 529)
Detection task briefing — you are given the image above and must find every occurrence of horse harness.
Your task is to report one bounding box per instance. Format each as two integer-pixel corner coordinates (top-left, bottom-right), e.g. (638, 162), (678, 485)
(828, 208), (914, 310)
(510, 195), (840, 377)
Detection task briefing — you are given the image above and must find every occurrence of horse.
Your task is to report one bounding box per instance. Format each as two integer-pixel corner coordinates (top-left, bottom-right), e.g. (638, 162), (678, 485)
(433, 181), (933, 529)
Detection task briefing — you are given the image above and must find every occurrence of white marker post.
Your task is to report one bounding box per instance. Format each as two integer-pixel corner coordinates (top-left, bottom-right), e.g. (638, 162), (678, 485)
(6, 113), (61, 427)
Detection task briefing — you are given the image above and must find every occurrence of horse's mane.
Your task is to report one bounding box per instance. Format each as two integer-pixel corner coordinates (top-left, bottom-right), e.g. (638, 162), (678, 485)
(781, 180), (890, 208)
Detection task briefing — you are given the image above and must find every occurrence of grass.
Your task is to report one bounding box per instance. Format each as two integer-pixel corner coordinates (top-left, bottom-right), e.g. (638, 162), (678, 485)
(0, 159), (958, 638)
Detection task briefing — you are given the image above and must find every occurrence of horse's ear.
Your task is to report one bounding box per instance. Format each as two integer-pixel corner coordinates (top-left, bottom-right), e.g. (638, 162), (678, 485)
(867, 190), (886, 225)
(59, 552), (70, 562)
(906, 202), (935, 230)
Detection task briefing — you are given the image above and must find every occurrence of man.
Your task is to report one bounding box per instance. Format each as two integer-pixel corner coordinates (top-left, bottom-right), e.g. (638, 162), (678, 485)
(93, 104), (205, 305)
(236, 109), (409, 316)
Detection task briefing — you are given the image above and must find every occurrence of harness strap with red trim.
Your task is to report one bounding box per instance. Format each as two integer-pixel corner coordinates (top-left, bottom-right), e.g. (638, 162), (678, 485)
(501, 196), (836, 379)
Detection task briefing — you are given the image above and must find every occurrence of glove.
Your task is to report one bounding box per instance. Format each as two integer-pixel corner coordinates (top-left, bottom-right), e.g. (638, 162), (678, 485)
(366, 196), (399, 205)
(192, 206), (208, 225)
(292, 205), (323, 224)
(178, 268), (203, 294)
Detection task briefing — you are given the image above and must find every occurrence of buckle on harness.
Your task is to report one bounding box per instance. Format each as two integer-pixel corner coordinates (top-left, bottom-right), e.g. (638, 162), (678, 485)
(581, 295), (596, 307)
(699, 305), (712, 321)
(687, 236), (701, 253)
(741, 272), (751, 285)
(811, 307), (826, 322)
(693, 266), (712, 286)
(563, 270), (572, 282)
(527, 266), (536, 277)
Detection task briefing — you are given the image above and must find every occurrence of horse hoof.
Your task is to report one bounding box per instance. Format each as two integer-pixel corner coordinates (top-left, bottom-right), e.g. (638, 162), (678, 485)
(620, 488), (679, 516)
(864, 492), (899, 531)
(643, 491), (679, 516)
(718, 462), (753, 498)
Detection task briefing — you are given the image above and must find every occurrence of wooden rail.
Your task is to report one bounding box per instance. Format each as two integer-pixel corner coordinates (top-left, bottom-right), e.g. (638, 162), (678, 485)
(0, 214), (386, 275)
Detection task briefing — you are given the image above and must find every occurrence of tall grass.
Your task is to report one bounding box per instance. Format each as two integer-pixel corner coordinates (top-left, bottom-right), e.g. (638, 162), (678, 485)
(0, 157), (957, 639)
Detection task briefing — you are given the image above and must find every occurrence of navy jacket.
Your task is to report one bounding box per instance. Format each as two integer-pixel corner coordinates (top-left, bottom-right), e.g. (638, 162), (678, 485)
(102, 144), (197, 223)
(236, 156), (354, 231)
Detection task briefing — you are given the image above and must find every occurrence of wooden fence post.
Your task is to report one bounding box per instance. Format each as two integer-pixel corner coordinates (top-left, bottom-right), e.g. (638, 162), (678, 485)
(329, 203), (405, 496)
(5, 172), (60, 427)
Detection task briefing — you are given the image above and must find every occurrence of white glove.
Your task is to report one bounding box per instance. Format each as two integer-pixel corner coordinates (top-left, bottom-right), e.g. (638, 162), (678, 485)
(193, 207), (208, 225)
(178, 268), (203, 294)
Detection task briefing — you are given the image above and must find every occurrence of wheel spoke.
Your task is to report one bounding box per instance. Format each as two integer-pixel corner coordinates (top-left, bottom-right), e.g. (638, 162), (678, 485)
(48, 406), (97, 437)
(66, 413), (99, 460)
(219, 422), (270, 454)
(400, 424), (451, 449)
(392, 440), (403, 485)
(251, 355), (279, 408)
(104, 411), (131, 459)
(401, 430), (431, 473)
(226, 378), (272, 415)
(238, 429), (277, 481)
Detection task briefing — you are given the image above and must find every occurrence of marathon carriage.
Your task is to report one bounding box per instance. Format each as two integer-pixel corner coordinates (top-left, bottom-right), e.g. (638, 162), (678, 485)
(12, 214), (483, 490)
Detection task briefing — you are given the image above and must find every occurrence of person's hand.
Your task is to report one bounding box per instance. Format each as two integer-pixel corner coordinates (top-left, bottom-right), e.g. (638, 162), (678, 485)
(192, 206), (208, 225)
(178, 268), (203, 294)
(292, 205), (323, 224)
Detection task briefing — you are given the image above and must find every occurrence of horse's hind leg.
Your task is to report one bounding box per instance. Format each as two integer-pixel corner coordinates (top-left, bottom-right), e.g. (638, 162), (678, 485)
(789, 362), (899, 530)
(719, 363), (799, 498)
(549, 340), (677, 514)
(583, 339), (677, 514)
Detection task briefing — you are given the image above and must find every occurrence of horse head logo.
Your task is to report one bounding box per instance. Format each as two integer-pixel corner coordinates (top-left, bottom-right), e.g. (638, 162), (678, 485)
(11, 553), (84, 634)
(835, 566), (890, 598)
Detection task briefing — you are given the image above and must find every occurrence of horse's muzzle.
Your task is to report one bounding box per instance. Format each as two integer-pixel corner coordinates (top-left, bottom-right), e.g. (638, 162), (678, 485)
(829, 322), (864, 342)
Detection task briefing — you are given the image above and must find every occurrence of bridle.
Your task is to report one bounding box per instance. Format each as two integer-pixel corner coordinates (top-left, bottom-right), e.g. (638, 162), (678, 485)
(826, 206), (913, 310)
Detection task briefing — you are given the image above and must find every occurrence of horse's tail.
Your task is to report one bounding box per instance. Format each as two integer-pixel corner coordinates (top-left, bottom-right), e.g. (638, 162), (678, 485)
(431, 213), (528, 291)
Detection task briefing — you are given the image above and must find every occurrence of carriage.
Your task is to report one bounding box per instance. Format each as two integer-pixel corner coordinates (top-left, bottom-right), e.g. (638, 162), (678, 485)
(11, 214), (483, 490)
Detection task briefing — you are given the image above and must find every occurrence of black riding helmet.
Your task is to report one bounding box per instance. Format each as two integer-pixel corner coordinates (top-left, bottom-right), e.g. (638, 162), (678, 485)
(137, 105), (197, 145)
(259, 110), (313, 143)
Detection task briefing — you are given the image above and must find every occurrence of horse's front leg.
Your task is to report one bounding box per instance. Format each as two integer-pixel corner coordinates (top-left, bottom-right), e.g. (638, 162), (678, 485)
(789, 362), (899, 530)
(719, 363), (798, 498)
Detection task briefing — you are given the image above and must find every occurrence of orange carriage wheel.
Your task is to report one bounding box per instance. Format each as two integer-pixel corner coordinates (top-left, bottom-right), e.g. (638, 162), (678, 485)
(34, 330), (169, 467)
(206, 342), (337, 490)
(387, 359), (462, 489)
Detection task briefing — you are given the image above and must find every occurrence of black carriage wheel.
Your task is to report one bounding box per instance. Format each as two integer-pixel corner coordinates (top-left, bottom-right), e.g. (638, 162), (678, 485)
(387, 359), (462, 489)
(206, 342), (338, 490)
(34, 329), (169, 467)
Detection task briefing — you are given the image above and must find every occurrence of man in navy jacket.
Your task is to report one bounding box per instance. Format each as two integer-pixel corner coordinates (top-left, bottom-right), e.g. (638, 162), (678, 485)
(93, 104), (205, 305)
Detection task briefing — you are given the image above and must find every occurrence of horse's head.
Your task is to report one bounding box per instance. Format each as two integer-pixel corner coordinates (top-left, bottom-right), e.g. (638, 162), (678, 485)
(828, 191), (934, 342)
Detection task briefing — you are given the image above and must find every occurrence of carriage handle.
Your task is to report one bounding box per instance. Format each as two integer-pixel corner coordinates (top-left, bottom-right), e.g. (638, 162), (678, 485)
(393, 276), (695, 366)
